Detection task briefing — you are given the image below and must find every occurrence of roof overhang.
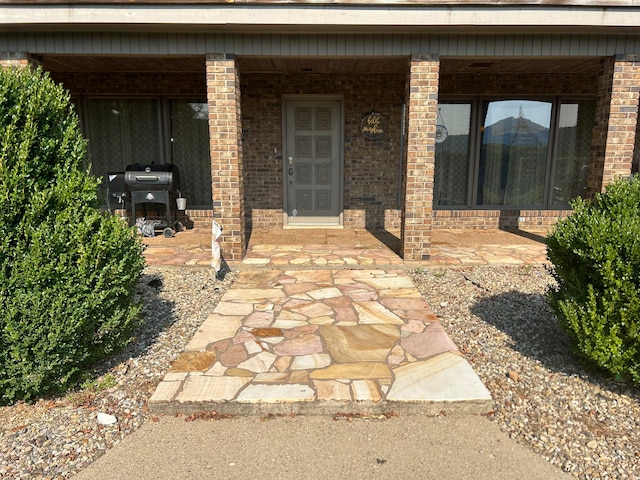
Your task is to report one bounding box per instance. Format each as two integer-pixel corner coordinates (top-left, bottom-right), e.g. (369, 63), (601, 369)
(0, 4), (639, 34)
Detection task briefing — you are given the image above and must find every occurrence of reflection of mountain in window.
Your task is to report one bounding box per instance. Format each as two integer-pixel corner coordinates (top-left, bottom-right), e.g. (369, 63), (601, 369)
(505, 105), (548, 205)
(478, 100), (551, 206)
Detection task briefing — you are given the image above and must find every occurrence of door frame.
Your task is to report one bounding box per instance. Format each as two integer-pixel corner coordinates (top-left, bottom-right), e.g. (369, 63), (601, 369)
(281, 94), (345, 227)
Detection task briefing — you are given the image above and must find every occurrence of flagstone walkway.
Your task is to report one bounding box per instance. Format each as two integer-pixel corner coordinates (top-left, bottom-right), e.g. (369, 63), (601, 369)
(149, 268), (492, 415)
(147, 227), (547, 415)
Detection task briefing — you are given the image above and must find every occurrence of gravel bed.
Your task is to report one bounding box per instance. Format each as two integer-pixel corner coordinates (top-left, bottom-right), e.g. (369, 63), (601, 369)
(0, 266), (237, 480)
(409, 265), (640, 480)
(1, 264), (638, 479)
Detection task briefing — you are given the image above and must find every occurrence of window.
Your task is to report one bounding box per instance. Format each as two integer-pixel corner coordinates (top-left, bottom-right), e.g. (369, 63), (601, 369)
(169, 101), (212, 207)
(551, 100), (595, 207)
(478, 100), (551, 207)
(84, 98), (212, 207)
(86, 98), (161, 172)
(434, 104), (471, 206)
(435, 97), (595, 209)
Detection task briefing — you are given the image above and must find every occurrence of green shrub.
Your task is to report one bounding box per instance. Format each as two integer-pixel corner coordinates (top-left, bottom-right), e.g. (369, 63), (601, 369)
(0, 66), (145, 404)
(547, 176), (640, 384)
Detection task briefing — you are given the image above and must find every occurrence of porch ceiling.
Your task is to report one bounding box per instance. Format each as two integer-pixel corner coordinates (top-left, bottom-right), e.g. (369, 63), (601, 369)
(441, 56), (603, 75)
(42, 55), (206, 73)
(40, 54), (603, 75)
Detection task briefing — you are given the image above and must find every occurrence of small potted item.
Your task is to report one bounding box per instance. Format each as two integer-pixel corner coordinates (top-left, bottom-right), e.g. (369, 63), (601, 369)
(176, 190), (187, 211)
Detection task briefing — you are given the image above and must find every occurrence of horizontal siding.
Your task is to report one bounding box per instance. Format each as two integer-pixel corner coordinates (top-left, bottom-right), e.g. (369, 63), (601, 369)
(1, 32), (640, 56)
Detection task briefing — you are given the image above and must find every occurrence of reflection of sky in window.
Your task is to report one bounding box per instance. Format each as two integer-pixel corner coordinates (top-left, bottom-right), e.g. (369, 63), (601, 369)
(484, 100), (551, 129)
(558, 104), (578, 128)
(438, 100), (578, 135)
(438, 104), (471, 136)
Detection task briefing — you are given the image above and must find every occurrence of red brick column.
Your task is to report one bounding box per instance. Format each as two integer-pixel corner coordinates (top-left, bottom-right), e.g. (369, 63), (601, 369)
(206, 54), (245, 262)
(401, 54), (439, 262)
(0, 51), (40, 68)
(589, 54), (640, 195)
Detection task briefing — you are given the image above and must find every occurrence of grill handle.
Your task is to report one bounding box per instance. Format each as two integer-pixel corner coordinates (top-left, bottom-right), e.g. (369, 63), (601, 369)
(135, 175), (160, 182)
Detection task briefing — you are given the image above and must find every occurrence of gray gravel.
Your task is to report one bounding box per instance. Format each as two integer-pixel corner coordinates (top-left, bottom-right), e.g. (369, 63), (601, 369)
(410, 265), (640, 480)
(0, 264), (638, 479)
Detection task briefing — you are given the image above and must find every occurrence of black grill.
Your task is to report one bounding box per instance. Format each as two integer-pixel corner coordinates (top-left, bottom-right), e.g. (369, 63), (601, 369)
(124, 164), (180, 229)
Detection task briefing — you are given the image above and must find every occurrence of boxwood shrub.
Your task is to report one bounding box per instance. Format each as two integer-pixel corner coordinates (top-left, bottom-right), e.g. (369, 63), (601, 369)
(547, 176), (640, 384)
(0, 66), (145, 404)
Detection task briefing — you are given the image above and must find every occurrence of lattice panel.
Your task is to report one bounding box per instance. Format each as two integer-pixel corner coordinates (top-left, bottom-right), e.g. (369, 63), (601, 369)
(296, 136), (312, 157)
(316, 136), (332, 158)
(127, 101), (161, 165)
(295, 108), (312, 130)
(316, 190), (331, 210)
(296, 190), (312, 210)
(87, 100), (126, 173)
(316, 164), (331, 185)
(296, 163), (312, 185)
(316, 108), (331, 130)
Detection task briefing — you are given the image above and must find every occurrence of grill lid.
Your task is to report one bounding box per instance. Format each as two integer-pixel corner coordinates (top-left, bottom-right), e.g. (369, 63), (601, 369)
(124, 164), (179, 190)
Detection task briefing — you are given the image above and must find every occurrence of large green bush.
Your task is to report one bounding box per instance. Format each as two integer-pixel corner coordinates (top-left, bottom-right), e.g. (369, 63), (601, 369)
(547, 176), (640, 384)
(0, 66), (145, 404)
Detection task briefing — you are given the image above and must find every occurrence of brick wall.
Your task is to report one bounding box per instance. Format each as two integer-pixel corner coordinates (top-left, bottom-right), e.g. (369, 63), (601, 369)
(402, 54), (439, 261)
(206, 54), (245, 261)
(589, 55), (639, 195)
(433, 209), (571, 231)
(602, 55), (639, 189)
(240, 72), (406, 230)
(589, 57), (616, 195)
(239, 65), (603, 238)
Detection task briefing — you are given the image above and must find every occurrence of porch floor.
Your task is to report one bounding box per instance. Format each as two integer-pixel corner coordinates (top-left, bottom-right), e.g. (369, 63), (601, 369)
(147, 227), (547, 415)
(142, 227), (549, 267)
